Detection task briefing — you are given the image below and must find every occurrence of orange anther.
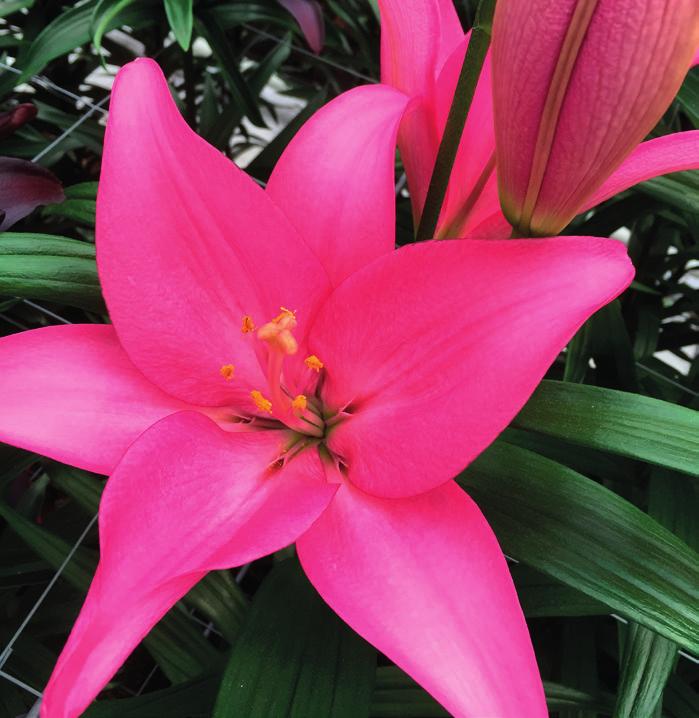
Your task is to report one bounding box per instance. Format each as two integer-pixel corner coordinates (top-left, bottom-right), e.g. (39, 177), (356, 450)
(219, 364), (235, 381)
(291, 394), (308, 416)
(241, 315), (255, 333)
(251, 390), (273, 414)
(304, 355), (324, 372)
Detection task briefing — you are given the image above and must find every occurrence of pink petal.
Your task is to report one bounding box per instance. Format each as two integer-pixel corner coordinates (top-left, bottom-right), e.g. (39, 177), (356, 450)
(378, 0), (464, 219)
(378, 0), (462, 94)
(41, 411), (336, 718)
(0, 325), (201, 474)
(277, 0), (325, 54)
(582, 131), (699, 211)
(267, 85), (409, 286)
(298, 481), (546, 718)
(98, 59), (330, 407)
(492, 0), (699, 236)
(312, 237), (633, 498)
(0, 157), (64, 230)
(431, 37), (496, 237)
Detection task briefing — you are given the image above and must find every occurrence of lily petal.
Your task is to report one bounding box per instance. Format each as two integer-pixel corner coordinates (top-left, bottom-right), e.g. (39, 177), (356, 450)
(378, 0), (462, 94)
(432, 37), (496, 237)
(298, 481), (546, 718)
(41, 411), (336, 718)
(582, 131), (699, 211)
(267, 85), (409, 286)
(312, 237), (633, 498)
(98, 59), (330, 407)
(0, 325), (197, 474)
(378, 0), (463, 220)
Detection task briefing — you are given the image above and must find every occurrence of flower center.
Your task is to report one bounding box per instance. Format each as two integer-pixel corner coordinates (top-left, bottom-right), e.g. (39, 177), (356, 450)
(221, 307), (328, 439)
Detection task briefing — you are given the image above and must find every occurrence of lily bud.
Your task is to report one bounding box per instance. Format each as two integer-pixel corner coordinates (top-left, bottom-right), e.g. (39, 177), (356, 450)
(492, 0), (699, 237)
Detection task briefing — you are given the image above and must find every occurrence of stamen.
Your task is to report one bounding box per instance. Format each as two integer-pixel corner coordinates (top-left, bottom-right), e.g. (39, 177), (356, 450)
(251, 390), (273, 414)
(291, 394), (307, 416)
(304, 355), (324, 372)
(219, 364), (235, 381)
(258, 307), (298, 355)
(241, 315), (255, 333)
(273, 307), (296, 323)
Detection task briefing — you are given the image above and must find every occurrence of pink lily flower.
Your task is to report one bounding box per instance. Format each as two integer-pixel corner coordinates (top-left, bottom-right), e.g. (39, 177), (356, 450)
(0, 59), (633, 718)
(378, 0), (699, 239)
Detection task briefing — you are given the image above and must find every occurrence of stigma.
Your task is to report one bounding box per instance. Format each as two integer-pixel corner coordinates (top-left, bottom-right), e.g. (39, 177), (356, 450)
(257, 307), (298, 355)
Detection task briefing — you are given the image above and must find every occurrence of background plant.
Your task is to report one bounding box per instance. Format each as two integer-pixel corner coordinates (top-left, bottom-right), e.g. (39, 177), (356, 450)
(0, 1), (697, 716)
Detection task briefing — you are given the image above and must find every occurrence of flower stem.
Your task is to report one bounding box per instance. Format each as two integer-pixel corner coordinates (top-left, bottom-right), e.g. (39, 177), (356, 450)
(415, 0), (497, 242)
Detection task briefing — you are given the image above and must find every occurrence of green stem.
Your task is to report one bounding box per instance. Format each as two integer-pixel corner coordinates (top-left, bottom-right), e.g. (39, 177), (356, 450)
(415, 0), (497, 242)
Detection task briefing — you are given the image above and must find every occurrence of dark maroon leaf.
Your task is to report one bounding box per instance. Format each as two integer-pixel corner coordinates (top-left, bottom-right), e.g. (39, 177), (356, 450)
(0, 157), (64, 230)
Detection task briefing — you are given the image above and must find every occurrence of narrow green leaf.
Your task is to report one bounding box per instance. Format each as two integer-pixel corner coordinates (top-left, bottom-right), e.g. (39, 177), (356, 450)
(91, 0), (139, 54)
(0, 233), (103, 311)
(637, 171), (699, 215)
(614, 623), (677, 718)
(460, 441), (699, 654)
(214, 560), (376, 718)
(0, 0), (156, 95)
(83, 674), (219, 717)
(196, 12), (265, 127)
(677, 69), (699, 127)
(512, 565), (608, 618)
(0, 499), (219, 682)
(42, 198), (96, 226)
(513, 380), (699, 476)
(0, 0), (34, 20)
(246, 87), (327, 179)
(163, 0), (193, 51)
(371, 667), (616, 716)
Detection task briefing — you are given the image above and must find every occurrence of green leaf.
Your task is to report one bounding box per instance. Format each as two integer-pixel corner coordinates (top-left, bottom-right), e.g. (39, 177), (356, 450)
(91, 0), (138, 54)
(214, 560), (376, 717)
(637, 171), (699, 215)
(371, 667), (616, 716)
(0, 233), (103, 311)
(42, 198), (96, 226)
(614, 623), (677, 718)
(677, 69), (699, 127)
(0, 499), (220, 682)
(0, 0), (156, 96)
(164, 0), (193, 51)
(246, 87), (327, 179)
(83, 674), (219, 717)
(0, 0), (34, 20)
(512, 565), (608, 618)
(196, 11), (265, 127)
(460, 441), (699, 654)
(513, 380), (699, 477)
